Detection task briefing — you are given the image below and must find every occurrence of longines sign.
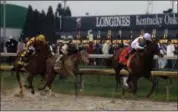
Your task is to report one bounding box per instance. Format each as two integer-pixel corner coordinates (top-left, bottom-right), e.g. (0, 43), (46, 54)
(96, 13), (178, 27)
(61, 13), (178, 31)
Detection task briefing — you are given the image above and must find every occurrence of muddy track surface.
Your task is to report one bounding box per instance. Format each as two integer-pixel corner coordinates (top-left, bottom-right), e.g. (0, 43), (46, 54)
(1, 88), (177, 111)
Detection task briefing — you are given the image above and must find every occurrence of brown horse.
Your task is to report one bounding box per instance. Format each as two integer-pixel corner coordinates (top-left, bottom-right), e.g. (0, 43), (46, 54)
(38, 50), (89, 97)
(12, 43), (52, 96)
(107, 39), (163, 98)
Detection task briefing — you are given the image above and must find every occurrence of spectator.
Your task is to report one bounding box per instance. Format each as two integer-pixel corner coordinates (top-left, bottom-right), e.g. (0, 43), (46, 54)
(24, 37), (29, 46)
(94, 41), (102, 65)
(94, 41), (102, 54)
(5, 36), (18, 65)
(17, 38), (25, 54)
(157, 42), (167, 69)
(167, 40), (175, 56)
(87, 42), (94, 65)
(5, 36), (18, 53)
(113, 43), (119, 54)
(102, 41), (109, 54)
(166, 40), (176, 69)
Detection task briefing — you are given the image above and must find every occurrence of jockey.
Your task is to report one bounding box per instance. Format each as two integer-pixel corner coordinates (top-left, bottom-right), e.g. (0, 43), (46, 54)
(18, 34), (46, 65)
(126, 33), (152, 58)
(54, 39), (71, 70)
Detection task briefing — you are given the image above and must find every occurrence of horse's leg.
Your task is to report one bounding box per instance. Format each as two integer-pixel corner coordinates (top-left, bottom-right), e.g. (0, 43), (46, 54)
(145, 73), (156, 98)
(46, 72), (56, 96)
(74, 74), (79, 97)
(126, 75), (132, 90)
(39, 73), (45, 86)
(38, 72), (48, 91)
(26, 74), (35, 94)
(68, 70), (78, 97)
(15, 68), (24, 97)
(131, 75), (138, 96)
(114, 68), (122, 92)
(39, 70), (56, 95)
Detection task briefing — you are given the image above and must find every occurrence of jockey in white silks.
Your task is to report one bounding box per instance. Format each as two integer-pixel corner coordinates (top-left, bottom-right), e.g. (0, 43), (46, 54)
(123, 33), (152, 87)
(54, 39), (70, 71)
(126, 33), (152, 58)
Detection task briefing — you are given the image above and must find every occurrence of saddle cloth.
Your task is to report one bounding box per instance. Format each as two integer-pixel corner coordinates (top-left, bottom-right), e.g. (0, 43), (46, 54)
(119, 47), (135, 68)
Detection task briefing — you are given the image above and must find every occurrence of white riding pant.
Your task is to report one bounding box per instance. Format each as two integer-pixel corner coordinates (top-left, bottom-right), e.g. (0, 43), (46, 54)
(61, 44), (68, 55)
(56, 44), (68, 62)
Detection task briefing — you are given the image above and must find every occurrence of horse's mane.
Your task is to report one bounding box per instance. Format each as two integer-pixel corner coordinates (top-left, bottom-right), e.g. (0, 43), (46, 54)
(143, 39), (159, 56)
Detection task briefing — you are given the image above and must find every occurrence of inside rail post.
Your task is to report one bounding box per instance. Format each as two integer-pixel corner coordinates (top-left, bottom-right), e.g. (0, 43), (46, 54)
(80, 73), (84, 92)
(165, 78), (170, 101)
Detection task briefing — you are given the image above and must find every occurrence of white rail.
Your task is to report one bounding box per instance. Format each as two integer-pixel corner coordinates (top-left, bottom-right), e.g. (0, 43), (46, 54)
(0, 52), (177, 59)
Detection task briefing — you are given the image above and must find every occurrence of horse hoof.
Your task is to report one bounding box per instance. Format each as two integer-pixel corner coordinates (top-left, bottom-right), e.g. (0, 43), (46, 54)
(31, 90), (35, 94)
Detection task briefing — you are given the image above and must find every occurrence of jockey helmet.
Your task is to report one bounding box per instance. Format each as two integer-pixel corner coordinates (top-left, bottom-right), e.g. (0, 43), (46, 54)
(143, 33), (152, 41)
(37, 34), (46, 42)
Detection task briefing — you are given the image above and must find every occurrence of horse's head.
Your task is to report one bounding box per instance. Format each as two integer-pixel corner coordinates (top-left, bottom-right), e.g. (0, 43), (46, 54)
(79, 50), (89, 64)
(144, 38), (163, 57)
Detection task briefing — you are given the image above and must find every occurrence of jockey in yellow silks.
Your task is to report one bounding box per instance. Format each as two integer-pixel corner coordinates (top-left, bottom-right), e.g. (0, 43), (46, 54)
(18, 34), (46, 66)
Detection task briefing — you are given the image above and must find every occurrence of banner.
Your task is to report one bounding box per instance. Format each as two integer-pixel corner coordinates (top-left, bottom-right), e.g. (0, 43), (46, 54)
(61, 13), (178, 31)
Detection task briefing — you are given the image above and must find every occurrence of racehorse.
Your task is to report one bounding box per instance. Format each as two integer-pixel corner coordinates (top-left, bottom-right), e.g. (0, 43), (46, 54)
(38, 50), (89, 97)
(12, 43), (52, 96)
(107, 39), (163, 98)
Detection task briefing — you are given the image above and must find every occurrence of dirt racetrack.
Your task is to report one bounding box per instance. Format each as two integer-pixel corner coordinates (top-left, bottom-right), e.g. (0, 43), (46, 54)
(1, 88), (177, 111)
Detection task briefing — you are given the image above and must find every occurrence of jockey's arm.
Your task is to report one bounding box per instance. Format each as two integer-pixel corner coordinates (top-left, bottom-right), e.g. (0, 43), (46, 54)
(135, 42), (144, 50)
(26, 38), (35, 50)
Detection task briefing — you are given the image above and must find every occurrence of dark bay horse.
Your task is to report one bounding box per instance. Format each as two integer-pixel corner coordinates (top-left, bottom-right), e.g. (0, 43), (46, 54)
(38, 50), (89, 97)
(12, 43), (52, 96)
(107, 39), (163, 98)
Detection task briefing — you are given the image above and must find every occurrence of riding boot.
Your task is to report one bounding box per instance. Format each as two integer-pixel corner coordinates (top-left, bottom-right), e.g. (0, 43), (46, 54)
(125, 49), (136, 59)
